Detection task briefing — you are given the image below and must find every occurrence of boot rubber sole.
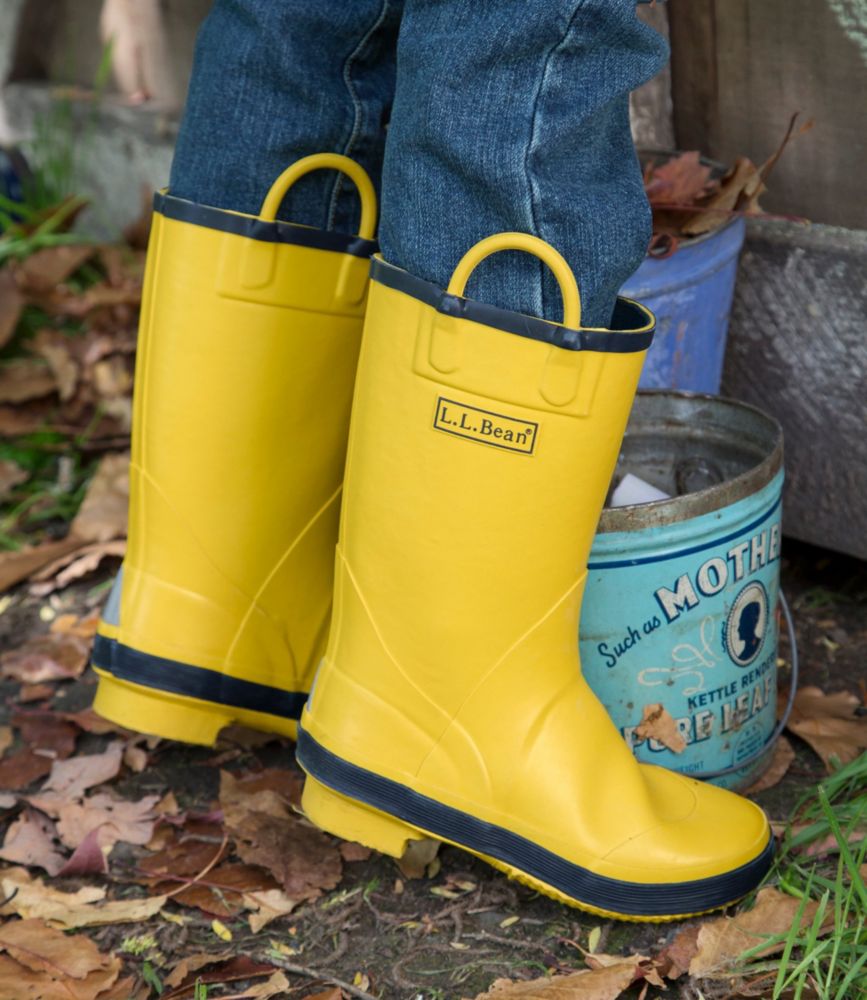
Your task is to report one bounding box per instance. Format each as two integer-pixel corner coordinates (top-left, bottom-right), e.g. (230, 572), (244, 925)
(92, 634), (304, 745)
(297, 726), (774, 922)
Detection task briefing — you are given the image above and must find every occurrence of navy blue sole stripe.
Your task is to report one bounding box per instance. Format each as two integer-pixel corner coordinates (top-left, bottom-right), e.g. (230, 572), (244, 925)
(92, 634), (307, 721)
(370, 257), (656, 355)
(153, 191), (378, 260)
(297, 726), (774, 917)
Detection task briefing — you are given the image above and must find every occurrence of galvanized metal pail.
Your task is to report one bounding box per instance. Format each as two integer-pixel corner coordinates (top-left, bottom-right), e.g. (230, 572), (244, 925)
(580, 391), (786, 790)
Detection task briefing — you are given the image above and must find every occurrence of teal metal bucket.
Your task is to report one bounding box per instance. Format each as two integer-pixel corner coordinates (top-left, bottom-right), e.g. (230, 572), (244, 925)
(580, 392), (788, 790)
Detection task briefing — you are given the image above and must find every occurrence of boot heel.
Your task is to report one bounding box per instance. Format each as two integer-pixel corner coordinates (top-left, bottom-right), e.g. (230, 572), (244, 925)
(302, 775), (428, 858)
(93, 671), (234, 746)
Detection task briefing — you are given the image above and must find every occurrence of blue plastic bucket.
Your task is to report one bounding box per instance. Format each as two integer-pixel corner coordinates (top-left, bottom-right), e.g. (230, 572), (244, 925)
(579, 392), (785, 790)
(621, 216), (746, 393)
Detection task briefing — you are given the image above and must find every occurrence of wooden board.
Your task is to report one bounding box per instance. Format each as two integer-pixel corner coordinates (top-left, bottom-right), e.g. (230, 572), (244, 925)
(668, 0), (867, 229)
(722, 220), (867, 560)
(631, 3), (675, 150)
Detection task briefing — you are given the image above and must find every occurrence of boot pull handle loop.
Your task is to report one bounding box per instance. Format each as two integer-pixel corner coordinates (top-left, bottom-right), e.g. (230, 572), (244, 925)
(258, 153), (378, 240)
(446, 232), (582, 330)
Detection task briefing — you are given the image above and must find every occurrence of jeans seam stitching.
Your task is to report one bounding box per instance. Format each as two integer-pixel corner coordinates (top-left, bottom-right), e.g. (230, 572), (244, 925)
(327, 0), (392, 229)
(525, 3), (587, 318)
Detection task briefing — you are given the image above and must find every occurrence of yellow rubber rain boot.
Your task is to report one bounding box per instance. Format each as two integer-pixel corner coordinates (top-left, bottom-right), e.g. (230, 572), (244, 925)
(297, 234), (774, 921)
(92, 154), (377, 745)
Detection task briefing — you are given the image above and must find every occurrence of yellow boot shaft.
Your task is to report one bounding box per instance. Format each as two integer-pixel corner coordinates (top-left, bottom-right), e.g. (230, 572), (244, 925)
(94, 155), (377, 743)
(299, 234), (772, 919)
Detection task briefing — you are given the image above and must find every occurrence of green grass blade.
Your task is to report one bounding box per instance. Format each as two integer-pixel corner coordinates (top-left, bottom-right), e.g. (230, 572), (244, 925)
(818, 784), (867, 911)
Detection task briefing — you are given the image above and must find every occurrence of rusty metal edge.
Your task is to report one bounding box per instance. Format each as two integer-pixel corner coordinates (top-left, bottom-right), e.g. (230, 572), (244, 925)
(598, 390), (784, 533)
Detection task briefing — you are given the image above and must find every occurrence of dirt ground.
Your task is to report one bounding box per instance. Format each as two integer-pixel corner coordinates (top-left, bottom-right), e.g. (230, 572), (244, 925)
(0, 536), (864, 1000)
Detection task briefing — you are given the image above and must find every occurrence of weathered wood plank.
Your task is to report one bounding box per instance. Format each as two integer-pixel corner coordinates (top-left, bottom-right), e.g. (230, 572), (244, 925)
(631, 3), (675, 150)
(668, 0), (867, 229)
(722, 220), (867, 559)
(667, 0), (719, 151)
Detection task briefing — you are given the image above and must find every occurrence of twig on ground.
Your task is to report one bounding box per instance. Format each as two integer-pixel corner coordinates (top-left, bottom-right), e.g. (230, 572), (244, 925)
(258, 955), (377, 1000)
(462, 931), (555, 954)
(163, 831), (228, 900)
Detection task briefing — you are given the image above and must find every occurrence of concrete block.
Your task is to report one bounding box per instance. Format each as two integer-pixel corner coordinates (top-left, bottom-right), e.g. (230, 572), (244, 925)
(722, 220), (867, 560)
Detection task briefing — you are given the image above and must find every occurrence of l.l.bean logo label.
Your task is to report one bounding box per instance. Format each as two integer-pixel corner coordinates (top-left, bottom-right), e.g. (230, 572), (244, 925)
(433, 397), (538, 455)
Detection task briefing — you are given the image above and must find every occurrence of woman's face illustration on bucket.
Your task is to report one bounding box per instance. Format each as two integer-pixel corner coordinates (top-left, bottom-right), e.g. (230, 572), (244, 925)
(725, 582), (769, 666)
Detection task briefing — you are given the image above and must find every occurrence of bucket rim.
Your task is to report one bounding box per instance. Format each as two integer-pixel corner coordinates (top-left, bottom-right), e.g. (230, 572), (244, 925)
(598, 389), (784, 532)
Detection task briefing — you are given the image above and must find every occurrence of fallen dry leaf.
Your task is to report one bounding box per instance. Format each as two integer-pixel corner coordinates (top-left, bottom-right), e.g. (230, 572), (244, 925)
(18, 683), (55, 703)
(240, 970), (292, 998)
(30, 328), (79, 401)
(0, 807), (66, 874)
(0, 536), (86, 594)
(40, 740), (124, 799)
(244, 887), (300, 932)
(0, 400), (55, 436)
(93, 355), (133, 398)
(164, 950), (235, 989)
(123, 741), (149, 772)
(340, 841), (372, 863)
(69, 452), (129, 543)
(689, 887), (828, 977)
(785, 686), (867, 770)
(0, 917), (114, 978)
(0, 865), (166, 929)
(472, 963), (639, 999)
(15, 245), (96, 293)
(70, 283), (142, 316)
(153, 789), (180, 816)
(94, 975), (147, 1000)
(57, 825), (109, 876)
(0, 917), (122, 1000)
(30, 540), (126, 595)
(0, 952), (121, 1000)
(12, 710), (78, 759)
(744, 735), (795, 794)
(0, 267), (25, 349)
(220, 767), (304, 812)
(656, 923), (701, 980)
(97, 245), (128, 287)
(682, 156), (765, 237)
(0, 357), (56, 404)
(646, 150), (714, 207)
(138, 833), (230, 885)
(56, 790), (160, 851)
(221, 770), (342, 901)
(0, 748), (53, 791)
(0, 458), (28, 500)
(634, 702), (687, 753)
(396, 836), (441, 879)
(0, 865), (104, 916)
(50, 611), (100, 639)
(61, 706), (134, 737)
(584, 953), (664, 989)
(168, 863), (278, 917)
(644, 117), (811, 249)
(0, 630), (91, 683)
(139, 829), (281, 917)
(161, 956), (279, 1000)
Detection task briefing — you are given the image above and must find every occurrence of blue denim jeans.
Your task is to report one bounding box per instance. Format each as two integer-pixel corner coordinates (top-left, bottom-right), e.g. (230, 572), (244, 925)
(170, 1), (667, 326)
